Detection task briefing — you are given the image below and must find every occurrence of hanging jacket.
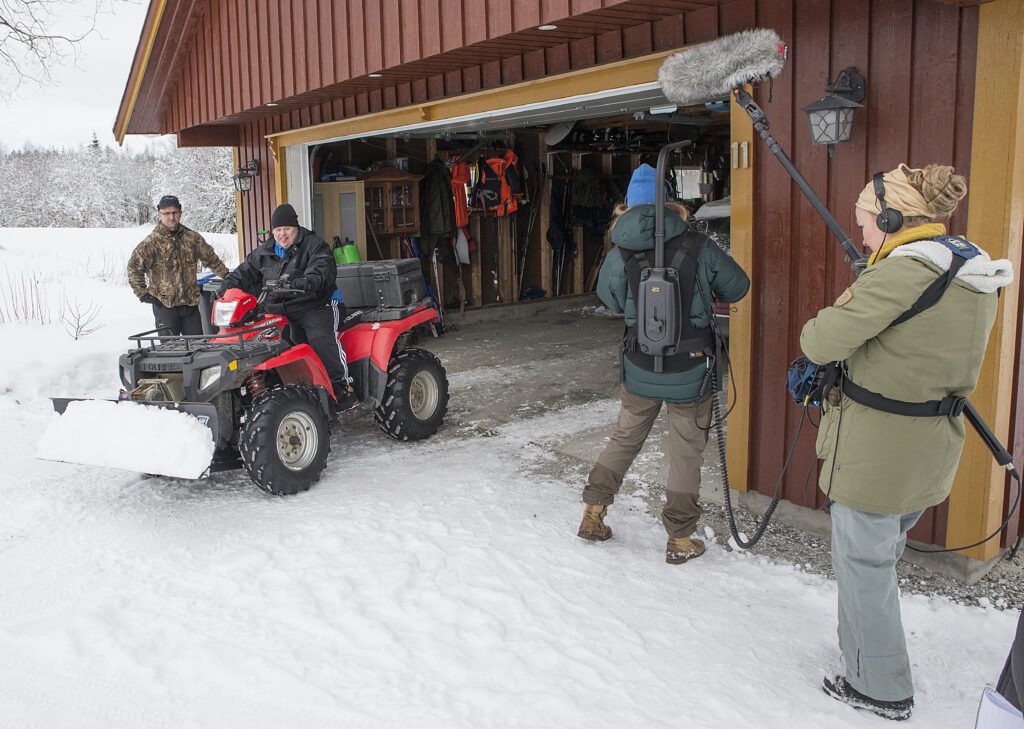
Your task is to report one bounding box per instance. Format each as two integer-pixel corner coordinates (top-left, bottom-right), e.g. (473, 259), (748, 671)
(420, 159), (456, 256)
(597, 205), (749, 403)
(800, 224), (1014, 515)
(450, 159), (471, 229)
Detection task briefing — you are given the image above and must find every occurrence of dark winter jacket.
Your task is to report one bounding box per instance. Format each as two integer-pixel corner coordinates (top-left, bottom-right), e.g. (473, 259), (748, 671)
(127, 223), (229, 307)
(420, 159), (455, 255)
(597, 205), (750, 403)
(221, 227), (337, 317)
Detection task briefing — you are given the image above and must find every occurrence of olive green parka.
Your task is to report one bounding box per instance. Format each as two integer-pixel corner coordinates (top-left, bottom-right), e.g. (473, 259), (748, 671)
(800, 226), (1012, 515)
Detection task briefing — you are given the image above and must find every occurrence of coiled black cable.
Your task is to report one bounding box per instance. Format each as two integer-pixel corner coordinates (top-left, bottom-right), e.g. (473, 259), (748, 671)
(712, 371), (807, 549)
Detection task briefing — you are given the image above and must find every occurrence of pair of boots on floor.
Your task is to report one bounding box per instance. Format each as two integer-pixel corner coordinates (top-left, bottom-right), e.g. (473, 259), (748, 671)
(577, 503), (705, 564)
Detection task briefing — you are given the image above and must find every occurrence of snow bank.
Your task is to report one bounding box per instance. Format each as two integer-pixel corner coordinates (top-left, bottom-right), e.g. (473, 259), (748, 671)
(36, 400), (215, 479)
(0, 226), (236, 403)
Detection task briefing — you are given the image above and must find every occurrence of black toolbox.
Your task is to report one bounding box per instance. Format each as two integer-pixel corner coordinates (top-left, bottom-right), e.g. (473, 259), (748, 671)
(336, 259), (426, 309)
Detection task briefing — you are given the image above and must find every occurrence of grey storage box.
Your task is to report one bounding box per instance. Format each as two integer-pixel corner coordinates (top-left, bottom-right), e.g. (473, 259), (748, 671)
(336, 259), (426, 309)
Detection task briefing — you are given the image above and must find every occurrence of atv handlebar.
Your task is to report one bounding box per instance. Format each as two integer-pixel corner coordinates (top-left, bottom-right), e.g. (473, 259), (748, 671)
(260, 278), (308, 305)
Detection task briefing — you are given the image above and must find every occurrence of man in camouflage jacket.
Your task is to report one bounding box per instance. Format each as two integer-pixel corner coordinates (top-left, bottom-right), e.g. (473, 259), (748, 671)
(127, 195), (229, 336)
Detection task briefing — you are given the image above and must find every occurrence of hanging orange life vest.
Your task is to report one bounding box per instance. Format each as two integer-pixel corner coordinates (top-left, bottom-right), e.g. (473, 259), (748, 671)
(476, 150), (523, 217)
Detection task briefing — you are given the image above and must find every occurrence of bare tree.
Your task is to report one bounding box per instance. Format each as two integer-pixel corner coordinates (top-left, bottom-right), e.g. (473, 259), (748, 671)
(0, 0), (107, 98)
(59, 294), (103, 339)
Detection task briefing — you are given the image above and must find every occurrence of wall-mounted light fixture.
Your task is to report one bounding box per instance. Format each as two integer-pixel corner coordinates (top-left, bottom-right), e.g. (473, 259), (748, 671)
(801, 66), (865, 156)
(232, 159), (260, 193)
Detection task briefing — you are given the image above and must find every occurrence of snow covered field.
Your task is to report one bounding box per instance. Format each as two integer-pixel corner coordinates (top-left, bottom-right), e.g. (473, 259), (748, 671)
(0, 227), (1016, 728)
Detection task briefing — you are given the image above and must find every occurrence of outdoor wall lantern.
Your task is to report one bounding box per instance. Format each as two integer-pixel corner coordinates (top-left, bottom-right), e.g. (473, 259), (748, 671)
(801, 66), (865, 156)
(232, 159), (260, 193)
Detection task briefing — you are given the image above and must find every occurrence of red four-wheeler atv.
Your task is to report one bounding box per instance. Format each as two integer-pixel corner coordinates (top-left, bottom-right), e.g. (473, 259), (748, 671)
(47, 264), (449, 495)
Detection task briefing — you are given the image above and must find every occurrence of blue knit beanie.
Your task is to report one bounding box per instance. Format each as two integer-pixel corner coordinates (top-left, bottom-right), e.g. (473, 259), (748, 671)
(626, 164), (657, 207)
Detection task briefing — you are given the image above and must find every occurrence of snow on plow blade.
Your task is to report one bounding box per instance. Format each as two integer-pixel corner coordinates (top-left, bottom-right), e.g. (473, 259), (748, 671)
(37, 399), (218, 479)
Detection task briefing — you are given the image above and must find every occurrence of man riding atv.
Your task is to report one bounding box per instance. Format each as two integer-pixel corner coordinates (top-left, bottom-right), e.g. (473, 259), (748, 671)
(218, 203), (357, 411)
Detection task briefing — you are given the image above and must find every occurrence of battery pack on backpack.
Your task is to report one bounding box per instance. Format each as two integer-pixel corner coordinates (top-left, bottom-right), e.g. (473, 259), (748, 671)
(636, 267), (682, 358)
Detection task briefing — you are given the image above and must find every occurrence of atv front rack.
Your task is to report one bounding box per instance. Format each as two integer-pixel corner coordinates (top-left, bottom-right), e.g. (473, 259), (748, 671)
(127, 324), (284, 359)
(120, 325), (288, 404)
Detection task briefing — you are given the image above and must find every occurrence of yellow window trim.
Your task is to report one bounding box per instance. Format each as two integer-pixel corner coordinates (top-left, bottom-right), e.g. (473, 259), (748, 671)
(951, 0), (1024, 561)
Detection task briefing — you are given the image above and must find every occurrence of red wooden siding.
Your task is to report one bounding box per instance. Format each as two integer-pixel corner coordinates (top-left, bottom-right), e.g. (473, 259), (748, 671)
(747, 0), (979, 546)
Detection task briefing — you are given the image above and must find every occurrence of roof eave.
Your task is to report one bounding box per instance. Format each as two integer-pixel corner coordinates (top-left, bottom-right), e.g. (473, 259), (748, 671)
(112, 0), (168, 145)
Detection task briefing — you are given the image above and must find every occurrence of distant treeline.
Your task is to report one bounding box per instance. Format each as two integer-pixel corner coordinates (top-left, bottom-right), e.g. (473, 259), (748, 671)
(0, 139), (236, 233)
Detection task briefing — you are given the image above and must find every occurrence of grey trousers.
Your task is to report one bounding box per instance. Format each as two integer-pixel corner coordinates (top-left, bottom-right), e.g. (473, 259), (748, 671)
(582, 385), (712, 538)
(831, 502), (924, 701)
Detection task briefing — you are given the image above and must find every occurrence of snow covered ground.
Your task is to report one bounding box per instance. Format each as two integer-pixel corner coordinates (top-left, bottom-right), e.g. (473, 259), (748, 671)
(0, 227), (1016, 728)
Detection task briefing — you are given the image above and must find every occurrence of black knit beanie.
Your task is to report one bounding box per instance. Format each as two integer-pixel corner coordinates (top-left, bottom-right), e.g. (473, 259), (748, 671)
(271, 203), (299, 229)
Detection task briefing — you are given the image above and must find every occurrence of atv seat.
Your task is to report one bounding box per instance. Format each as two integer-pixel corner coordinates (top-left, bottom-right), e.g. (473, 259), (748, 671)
(338, 309), (364, 332)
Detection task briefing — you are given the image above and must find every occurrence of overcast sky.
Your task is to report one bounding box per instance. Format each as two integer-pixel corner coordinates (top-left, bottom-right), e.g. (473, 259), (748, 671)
(0, 1), (160, 152)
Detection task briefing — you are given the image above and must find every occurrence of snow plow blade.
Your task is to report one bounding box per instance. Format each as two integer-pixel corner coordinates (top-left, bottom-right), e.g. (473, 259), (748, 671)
(38, 399), (219, 479)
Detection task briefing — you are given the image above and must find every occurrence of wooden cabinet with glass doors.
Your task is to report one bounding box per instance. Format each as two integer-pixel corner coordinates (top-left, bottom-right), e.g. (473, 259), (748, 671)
(363, 169), (421, 256)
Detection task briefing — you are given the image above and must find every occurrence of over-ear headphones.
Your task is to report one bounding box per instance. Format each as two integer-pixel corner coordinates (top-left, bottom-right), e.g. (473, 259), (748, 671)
(873, 171), (904, 234)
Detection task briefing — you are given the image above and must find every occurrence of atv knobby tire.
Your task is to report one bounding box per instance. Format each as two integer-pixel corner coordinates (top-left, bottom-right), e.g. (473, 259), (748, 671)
(375, 348), (449, 442)
(239, 384), (330, 495)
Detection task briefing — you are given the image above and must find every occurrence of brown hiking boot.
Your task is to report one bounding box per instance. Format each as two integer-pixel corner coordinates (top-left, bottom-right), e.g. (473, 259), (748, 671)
(577, 504), (612, 541)
(665, 535), (705, 564)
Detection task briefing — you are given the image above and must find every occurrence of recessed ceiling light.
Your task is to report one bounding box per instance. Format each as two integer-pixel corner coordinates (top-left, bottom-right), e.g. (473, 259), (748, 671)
(538, 24), (558, 31)
(368, 73), (383, 78)
(266, 102), (279, 107)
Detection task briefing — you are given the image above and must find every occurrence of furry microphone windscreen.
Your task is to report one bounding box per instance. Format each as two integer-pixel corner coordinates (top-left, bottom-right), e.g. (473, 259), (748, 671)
(658, 29), (787, 107)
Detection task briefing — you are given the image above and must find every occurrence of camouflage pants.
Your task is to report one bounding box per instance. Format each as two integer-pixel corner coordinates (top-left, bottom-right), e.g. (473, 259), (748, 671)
(583, 385), (712, 538)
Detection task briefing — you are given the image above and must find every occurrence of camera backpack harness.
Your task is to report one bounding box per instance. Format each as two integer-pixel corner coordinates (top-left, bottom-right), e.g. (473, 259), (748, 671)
(627, 141), (721, 380)
(621, 229), (716, 375)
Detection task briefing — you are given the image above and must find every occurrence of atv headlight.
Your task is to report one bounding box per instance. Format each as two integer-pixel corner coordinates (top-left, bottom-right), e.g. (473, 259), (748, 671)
(199, 365), (222, 390)
(212, 300), (238, 327)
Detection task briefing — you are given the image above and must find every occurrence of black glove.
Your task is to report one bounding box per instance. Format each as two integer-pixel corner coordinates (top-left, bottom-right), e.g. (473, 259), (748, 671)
(214, 286), (228, 299)
(139, 293), (158, 305)
(291, 276), (312, 292)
